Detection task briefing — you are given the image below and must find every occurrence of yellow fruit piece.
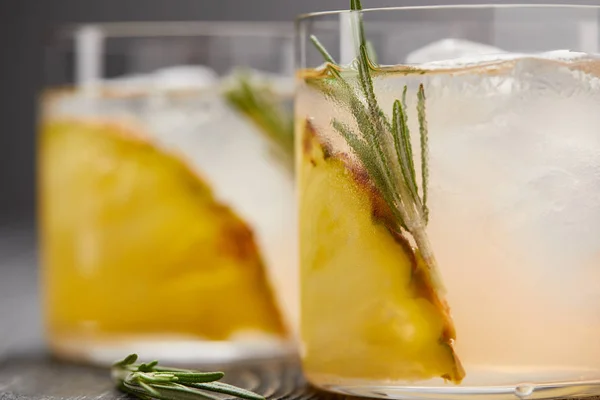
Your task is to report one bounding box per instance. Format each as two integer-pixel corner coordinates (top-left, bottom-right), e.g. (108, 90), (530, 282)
(40, 118), (286, 341)
(299, 121), (463, 383)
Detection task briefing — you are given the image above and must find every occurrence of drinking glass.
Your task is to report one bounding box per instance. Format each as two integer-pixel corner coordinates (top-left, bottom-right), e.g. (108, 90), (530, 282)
(39, 21), (296, 365)
(296, 5), (600, 399)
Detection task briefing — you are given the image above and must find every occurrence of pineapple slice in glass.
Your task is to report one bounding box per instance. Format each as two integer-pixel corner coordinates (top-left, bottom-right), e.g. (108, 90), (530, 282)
(299, 122), (463, 383)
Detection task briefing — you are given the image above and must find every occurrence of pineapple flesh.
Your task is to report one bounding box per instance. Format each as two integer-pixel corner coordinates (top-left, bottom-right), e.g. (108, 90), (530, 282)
(299, 121), (464, 383)
(40, 119), (287, 343)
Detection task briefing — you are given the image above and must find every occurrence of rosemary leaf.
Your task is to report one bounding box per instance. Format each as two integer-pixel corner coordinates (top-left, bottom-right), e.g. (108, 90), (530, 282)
(331, 118), (387, 198)
(172, 372), (225, 384)
(402, 89), (418, 197)
(392, 98), (419, 204)
(138, 361), (159, 372)
(355, 46), (394, 172)
(139, 381), (162, 397)
(190, 382), (265, 400)
(121, 382), (160, 400)
(332, 119), (409, 231)
(366, 40), (378, 65)
(310, 35), (337, 65)
(152, 383), (222, 400)
(399, 85), (418, 197)
(332, 119), (366, 155)
(137, 372), (178, 384)
(417, 84), (430, 223)
(356, 46), (382, 129)
(152, 365), (194, 373)
(115, 353), (138, 367)
(224, 72), (294, 171)
(120, 384), (154, 399)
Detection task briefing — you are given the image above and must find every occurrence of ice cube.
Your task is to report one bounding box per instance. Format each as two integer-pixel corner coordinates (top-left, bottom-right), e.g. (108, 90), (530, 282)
(421, 53), (600, 275)
(478, 55), (600, 268)
(133, 66), (223, 134)
(536, 50), (592, 62)
(152, 65), (219, 91)
(406, 38), (506, 64)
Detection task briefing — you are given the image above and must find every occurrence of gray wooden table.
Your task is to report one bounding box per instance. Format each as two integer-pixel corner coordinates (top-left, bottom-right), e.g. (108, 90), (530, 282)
(0, 355), (329, 400)
(0, 227), (43, 361)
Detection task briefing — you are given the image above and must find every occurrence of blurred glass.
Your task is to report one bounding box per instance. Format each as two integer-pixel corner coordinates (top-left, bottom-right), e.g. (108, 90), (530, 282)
(39, 22), (296, 365)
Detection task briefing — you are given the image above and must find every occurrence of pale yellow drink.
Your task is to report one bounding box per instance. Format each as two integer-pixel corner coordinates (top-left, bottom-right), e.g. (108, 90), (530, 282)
(297, 52), (600, 394)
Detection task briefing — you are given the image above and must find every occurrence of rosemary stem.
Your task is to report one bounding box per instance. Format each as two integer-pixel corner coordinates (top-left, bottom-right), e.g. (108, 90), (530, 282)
(411, 227), (445, 293)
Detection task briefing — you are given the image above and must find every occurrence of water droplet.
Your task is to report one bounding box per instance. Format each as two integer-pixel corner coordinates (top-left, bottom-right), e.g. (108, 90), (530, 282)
(515, 384), (535, 398)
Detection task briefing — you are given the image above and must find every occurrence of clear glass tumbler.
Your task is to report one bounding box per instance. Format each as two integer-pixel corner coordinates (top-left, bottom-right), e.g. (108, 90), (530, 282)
(39, 22), (296, 365)
(296, 4), (600, 399)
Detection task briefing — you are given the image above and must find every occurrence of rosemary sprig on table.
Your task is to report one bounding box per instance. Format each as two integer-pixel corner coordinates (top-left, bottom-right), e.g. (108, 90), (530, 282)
(308, 0), (442, 289)
(224, 72), (294, 171)
(112, 354), (265, 400)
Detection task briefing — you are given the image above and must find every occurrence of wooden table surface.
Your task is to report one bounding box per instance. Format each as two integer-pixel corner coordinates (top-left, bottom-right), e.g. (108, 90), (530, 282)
(0, 354), (342, 400)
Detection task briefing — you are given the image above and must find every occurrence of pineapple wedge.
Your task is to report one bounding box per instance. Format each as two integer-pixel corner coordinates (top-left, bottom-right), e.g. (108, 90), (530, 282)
(300, 121), (464, 383)
(40, 119), (286, 340)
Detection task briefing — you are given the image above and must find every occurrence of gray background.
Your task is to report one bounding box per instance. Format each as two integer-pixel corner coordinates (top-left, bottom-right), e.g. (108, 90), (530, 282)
(1, 0), (599, 357)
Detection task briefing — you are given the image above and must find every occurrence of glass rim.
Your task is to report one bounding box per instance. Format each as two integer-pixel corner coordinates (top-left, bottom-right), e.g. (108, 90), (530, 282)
(296, 3), (600, 22)
(54, 21), (293, 40)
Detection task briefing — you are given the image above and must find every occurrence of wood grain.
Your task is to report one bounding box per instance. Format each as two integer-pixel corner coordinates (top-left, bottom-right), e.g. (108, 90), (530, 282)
(0, 355), (599, 400)
(0, 355), (343, 400)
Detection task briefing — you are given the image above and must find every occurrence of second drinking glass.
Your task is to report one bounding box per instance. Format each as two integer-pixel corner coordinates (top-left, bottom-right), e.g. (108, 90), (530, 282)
(39, 22), (296, 365)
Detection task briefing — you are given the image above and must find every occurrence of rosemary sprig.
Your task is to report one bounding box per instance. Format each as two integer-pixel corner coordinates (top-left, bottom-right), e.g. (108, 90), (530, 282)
(224, 72), (294, 171)
(112, 354), (265, 400)
(308, 0), (443, 290)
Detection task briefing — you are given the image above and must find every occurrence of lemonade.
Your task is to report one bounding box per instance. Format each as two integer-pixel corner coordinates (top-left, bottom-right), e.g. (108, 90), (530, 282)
(297, 5), (600, 398)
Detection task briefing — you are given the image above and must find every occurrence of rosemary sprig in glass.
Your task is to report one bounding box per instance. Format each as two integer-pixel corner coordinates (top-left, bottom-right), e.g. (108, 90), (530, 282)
(112, 354), (265, 400)
(308, 0), (442, 290)
(224, 72), (294, 172)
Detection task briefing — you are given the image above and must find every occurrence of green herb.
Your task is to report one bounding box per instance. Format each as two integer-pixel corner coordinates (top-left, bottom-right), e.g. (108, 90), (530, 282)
(112, 354), (265, 400)
(224, 72), (294, 172)
(308, 0), (443, 290)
